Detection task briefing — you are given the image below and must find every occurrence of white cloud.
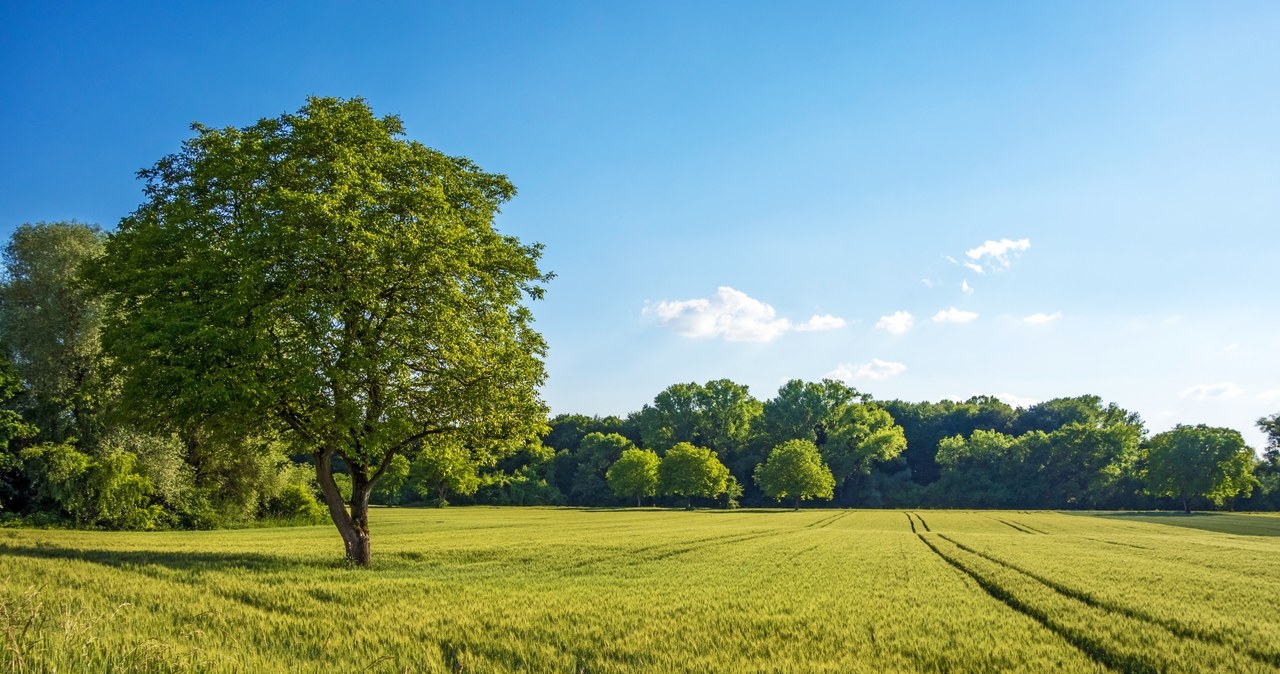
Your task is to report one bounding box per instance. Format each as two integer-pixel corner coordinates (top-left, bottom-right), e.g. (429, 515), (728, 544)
(964, 238), (1031, 272)
(645, 287), (844, 342)
(961, 280), (974, 295)
(920, 278), (935, 288)
(1179, 382), (1243, 401)
(795, 314), (846, 332)
(1257, 389), (1280, 402)
(1023, 311), (1063, 325)
(932, 307), (979, 324)
(875, 311), (914, 335)
(994, 392), (1039, 408)
(826, 358), (907, 382)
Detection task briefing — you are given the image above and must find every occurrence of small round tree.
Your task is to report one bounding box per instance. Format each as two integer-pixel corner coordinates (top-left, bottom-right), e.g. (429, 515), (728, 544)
(754, 439), (835, 510)
(606, 448), (660, 506)
(1145, 424), (1257, 513)
(658, 442), (728, 510)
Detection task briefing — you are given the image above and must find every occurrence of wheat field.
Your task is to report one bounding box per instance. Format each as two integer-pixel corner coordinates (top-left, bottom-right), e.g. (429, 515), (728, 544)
(2, 507), (1278, 673)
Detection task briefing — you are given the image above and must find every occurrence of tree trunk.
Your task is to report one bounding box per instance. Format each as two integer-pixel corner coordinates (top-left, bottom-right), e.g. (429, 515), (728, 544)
(794, 495), (801, 511)
(636, 495), (642, 508)
(314, 449), (373, 566)
(1182, 497), (1191, 514)
(686, 496), (693, 511)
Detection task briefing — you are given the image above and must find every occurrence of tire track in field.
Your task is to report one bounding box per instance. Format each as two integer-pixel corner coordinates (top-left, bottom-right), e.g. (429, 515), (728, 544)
(938, 534), (1280, 669)
(904, 512), (917, 534)
(990, 516), (1036, 534)
(908, 512), (931, 532)
(805, 510), (846, 529)
(914, 533), (1134, 674)
(812, 510), (852, 529)
(564, 527), (799, 571)
(1079, 536), (1152, 551)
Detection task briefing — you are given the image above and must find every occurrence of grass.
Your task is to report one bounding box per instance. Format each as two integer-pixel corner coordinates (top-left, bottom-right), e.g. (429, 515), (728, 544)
(1, 508), (1278, 673)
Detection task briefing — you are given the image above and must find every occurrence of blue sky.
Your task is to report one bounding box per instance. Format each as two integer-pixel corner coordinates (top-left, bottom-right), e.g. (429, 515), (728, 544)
(2, 1), (1277, 447)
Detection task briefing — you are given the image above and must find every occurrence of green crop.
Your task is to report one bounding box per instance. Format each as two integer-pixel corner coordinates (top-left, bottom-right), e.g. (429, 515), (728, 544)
(1, 508), (1276, 673)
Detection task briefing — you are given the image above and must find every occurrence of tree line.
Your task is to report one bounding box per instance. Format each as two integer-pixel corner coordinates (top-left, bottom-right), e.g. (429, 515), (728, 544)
(462, 382), (1276, 513)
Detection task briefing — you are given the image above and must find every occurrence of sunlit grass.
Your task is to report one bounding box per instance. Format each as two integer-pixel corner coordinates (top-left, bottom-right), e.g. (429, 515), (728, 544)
(1, 507), (1276, 672)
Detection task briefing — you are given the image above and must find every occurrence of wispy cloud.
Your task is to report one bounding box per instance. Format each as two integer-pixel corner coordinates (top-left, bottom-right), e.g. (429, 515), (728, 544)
(1257, 389), (1280, 402)
(645, 287), (845, 342)
(826, 358), (907, 382)
(1179, 382), (1243, 401)
(964, 238), (1031, 272)
(1023, 311), (1062, 325)
(961, 280), (974, 295)
(932, 307), (979, 324)
(875, 311), (914, 335)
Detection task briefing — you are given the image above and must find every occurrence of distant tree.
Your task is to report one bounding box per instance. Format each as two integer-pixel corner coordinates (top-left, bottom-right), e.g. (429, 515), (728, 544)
(606, 448), (660, 506)
(372, 454), (411, 505)
(881, 397), (1017, 485)
(754, 439), (834, 509)
(91, 97), (549, 564)
(821, 403), (906, 493)
(1013, 395), (1143, 436)
(0, 221), (107, 446)
(636, 383), (702, 451)
(757, 379), (867, 449)
(635, 379), (762, 494)
(1260, 413), (1279, 455)
(571, 432), (634, 504)
(410, 438), (483, 507)
(1145, 425), (1257, 513)
(658, 442), (729, 510)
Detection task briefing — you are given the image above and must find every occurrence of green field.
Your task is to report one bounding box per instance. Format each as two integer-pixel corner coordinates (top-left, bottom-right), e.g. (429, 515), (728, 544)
(2, 508), (1279, 673)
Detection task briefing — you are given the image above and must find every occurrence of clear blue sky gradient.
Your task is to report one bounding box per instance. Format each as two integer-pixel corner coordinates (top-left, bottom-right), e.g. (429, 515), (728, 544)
(3, 1), (1277, 446)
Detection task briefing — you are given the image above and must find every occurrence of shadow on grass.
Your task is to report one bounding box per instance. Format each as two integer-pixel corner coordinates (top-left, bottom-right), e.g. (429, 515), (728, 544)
(1094, 511), (1280, 537)
(0, 542), (331, 573)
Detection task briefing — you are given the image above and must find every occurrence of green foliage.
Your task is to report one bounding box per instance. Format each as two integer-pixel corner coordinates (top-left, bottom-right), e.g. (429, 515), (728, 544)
(822, 403), (907, 485)
(753, 439), (834, 508)
(410, 438), (482, 506)
(0, 357), (37, 512)
(570, 432), (634, 504)
(20, 443), (159, 529)
(0, 221), (108, 447)
(657, 442), (729, 508)
(92, 96), (550, 562)
(372, 454), (411, 505)
(1145, 425), (1258, 512)
(606, 448), (660, 506)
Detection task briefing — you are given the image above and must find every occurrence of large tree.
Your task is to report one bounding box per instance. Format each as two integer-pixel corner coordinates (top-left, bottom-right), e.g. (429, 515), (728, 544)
(754, 439), (834, 510)
(1145, 425), (1256, 513)
(93, 97), (549, 564)
(0, 221), (107, 446)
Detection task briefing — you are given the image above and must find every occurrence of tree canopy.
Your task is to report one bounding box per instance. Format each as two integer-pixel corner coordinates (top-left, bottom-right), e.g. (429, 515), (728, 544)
(754, 439), (834, 509)
(1145, 425), (1257, 513)
(606, 448), (660, 506)
(91, 97), (549, 564)
(658, 442), (729, 509)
